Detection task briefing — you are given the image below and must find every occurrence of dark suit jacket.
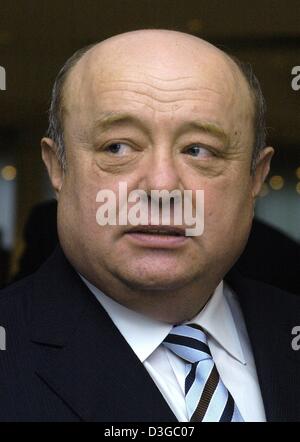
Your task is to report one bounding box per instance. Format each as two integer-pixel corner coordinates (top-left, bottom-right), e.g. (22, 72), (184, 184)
(0, 246), (299, 421)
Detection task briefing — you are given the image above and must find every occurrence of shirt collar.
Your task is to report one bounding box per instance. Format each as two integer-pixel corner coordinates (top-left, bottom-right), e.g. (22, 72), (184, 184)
(80, 275), (172, 362)
(187, 280), (246, 365)
(80, 275), (245, 365)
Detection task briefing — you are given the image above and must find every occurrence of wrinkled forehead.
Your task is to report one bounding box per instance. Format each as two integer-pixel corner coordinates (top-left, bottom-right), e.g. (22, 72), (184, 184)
(62, 33), (254, 125)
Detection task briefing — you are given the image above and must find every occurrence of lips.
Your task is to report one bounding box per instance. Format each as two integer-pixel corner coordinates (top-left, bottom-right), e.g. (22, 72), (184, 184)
(124, 225), (188, 248)
(125, 225), (187, 236)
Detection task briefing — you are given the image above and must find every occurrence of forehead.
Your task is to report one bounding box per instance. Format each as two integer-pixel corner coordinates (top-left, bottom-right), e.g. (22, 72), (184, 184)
(62, 34), (254, 137)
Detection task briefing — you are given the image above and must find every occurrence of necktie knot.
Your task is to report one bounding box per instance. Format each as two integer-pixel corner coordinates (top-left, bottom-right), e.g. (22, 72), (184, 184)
(163, 323), (212, 364)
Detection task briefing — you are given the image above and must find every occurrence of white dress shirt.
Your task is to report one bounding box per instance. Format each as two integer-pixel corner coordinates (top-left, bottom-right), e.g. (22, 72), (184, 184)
(80, 275), (266, 422)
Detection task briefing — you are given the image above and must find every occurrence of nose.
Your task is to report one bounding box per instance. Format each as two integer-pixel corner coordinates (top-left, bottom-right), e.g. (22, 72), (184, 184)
(139, 147), (182, 193)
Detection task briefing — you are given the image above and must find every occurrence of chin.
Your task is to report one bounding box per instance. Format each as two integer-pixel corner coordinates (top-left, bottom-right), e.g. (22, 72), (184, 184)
(115, 265), (199, 292)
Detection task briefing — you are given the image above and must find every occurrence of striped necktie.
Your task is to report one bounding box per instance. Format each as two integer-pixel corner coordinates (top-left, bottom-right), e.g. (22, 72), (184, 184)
(163, 323), (244, 422)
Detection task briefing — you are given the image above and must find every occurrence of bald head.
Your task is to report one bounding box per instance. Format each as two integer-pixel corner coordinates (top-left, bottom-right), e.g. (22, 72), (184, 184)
(65, 29), (250, 112)
(72, 29), (237, 79)
(47, 29), (266, 171)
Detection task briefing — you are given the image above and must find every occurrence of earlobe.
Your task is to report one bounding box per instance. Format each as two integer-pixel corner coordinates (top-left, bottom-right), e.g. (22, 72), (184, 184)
(41, 137), (64, 197)
(251, 146), (274, 199)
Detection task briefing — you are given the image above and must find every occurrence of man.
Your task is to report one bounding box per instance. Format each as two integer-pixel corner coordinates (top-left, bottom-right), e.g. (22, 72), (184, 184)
(0, 29), (299, 422)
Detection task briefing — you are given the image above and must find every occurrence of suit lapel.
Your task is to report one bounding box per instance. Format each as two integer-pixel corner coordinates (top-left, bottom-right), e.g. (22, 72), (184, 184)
(30, 247), (177, 422)
(225, 269), (300, 422)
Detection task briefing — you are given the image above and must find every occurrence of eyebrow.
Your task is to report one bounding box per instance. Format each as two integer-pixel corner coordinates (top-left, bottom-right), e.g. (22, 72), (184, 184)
(93, 112), (145, 132)
(93, 112), (229, 145)
(178, 120), (229, 145)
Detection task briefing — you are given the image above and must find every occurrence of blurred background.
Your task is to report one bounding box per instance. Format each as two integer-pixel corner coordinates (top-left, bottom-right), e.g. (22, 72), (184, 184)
(0, 0), (299, 289)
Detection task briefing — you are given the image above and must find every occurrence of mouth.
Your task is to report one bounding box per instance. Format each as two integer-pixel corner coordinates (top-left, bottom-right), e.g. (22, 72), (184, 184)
(127, 225), (186, 236)
(124, 225), (189, 248)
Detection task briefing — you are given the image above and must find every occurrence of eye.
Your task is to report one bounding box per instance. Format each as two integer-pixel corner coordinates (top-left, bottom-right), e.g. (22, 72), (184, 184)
(104, 142), (133, 155)
(185, 144), (213, 158)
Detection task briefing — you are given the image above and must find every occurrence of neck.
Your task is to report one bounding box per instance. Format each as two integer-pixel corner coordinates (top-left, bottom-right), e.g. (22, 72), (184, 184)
(81, 269), (220, 324)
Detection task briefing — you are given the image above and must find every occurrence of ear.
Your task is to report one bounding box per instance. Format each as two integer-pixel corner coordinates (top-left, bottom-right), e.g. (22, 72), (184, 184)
(251, 146), (274, 199)
(41, 137), (64, 198)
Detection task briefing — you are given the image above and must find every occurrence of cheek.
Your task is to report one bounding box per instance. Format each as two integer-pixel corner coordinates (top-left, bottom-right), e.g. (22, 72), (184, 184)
(60, 161), (132, 242)
(59, 168), (100, 237)
(200, 175), (254, 235)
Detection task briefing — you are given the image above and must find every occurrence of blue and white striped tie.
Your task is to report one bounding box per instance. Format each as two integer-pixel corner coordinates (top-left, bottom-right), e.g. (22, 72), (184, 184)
(163, 323), (244, 422)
